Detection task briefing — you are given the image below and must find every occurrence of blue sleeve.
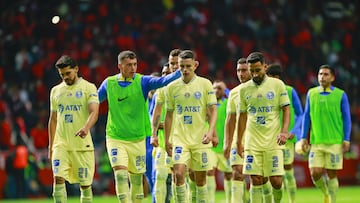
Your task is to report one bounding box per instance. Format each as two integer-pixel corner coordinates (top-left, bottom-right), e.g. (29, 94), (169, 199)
(225, 88), (230, 98)
(141, 69), (181, 99)
(290, 88), (304, 137)
(148, 93), (157, 117)
(97, 79), (108, 103)
(341, 92), (352, 142)
(300, 91), (311, 141)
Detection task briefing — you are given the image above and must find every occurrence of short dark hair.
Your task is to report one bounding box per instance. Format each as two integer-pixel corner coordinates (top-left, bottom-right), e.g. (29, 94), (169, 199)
(118, 50), (136, 64)
(55, 55), (77, 69)
(246, 52), (265, 64)
(267, 64), (283, 77)
(319, 64), (335, 76)
(237, 58), (247, 64)
(179, 50), (195, 60)
(169, 49), (182, 57)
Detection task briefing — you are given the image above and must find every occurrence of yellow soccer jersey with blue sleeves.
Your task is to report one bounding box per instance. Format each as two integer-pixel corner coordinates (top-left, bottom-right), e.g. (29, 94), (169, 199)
(239, 76), (290, 151)
(50, 78), (99, 151)
(166, 76), (217, 148)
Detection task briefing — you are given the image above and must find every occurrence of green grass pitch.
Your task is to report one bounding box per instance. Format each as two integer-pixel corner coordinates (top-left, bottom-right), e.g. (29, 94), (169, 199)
(1, 186), (359, 203)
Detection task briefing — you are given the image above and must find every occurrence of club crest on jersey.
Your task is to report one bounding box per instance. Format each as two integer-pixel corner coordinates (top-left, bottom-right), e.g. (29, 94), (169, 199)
(75, 91), (83, 98)
(266, 91), (274, 100)
(194, 91), (201, 99)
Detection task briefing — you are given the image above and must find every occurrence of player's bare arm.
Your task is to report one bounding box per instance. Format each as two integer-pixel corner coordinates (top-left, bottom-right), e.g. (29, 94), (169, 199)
(236, 112), (247, 158)
(164, 110), (173, 157)
(277, 104), (290, 145)
(203, 104), (217, 144)
(48, 111), (57, 160)
(224, 113), (236, 159)
(75, 102), (99, 138)
(150, 103), (163, 147)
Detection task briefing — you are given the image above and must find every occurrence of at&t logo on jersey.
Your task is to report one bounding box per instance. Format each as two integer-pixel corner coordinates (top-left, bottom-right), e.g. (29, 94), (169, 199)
(58, 104), (64, 113)
(176, 105), (183, 114)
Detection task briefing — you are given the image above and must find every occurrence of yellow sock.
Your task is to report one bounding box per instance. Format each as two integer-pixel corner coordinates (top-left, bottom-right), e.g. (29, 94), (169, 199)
(129, 173), (144, 203)
(328, 178), (339, 203)
(250, 184), (263, 203)
(231, 180), (244, 203)
(285, 168), (296, 203)
(207, 175), (216, 203)
(154, 167), (168, 203)
(53, 183), (66, 203)
(188, 179), (196, 203)
(176, 184), (188, 203)
(313, 176), (329, 196)
(263, 180), (273, 203)
(196, 185), (208, 203)
(80, 186), (92, 203)
(273, 186), (283, 203)
(115, 169), (130, 202)
(224, 179), (231, 203)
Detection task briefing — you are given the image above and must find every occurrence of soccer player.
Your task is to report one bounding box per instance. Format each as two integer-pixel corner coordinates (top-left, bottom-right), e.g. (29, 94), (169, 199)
(97, 50), (181, 203)
(236, 52), (291, 203)
(299, 64), (351, 203)
(207, 80), (232, 203)
(48, 55), (99, 203)
(223, 57), (252, 203)
(267, 64), (304, 203)
(151, 48), (182, 203)
(151, 62), (174, 203)
(164, 50), (217, 203)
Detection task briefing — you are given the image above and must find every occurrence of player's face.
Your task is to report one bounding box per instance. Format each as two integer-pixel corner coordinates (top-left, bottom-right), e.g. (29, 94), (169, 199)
(118, 57), (137, 79)
(237, 63), (252, 83)
(213, 82), (226, 100)
(179, 58), (198, 83)
(58, 66), (78, 85)
(318, 68), (334, 88)
(169, 55), (179, 72)
(249, 61), (267, 85)
(162, 66), (172, 76)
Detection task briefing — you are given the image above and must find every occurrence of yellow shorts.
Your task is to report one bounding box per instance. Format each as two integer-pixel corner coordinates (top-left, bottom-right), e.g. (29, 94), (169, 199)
(230, 145), (244, 167)
(283, 141), (295, 165)
(154, 147), (172, 171)
(309, 144), (343, 170)
(243, 149), (284, 177)
(172, 145), (211, 171)
(52, 148), (94, 186)
(209, 151), (232, 173)
(106, 137), (146, 174)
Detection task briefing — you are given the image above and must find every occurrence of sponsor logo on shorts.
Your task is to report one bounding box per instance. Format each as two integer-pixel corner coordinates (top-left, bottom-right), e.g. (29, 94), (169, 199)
(53, 159), (60, 167)
(246, 155), (254, 163)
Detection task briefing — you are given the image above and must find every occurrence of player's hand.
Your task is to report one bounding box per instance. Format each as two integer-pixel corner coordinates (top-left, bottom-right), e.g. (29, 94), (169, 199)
(223, 146), (231, 159)
(343, 141), (350, 153)
(75, 128), (88, 139)
(237, 144), (244, 158)
(158, 123), (164, 129)
(276, 132), (288, 145)
(202, 133), (212, 144)
(301, 139), (310, 153)
(150, 135), (159, 147)
(212, 134), (219, 147)
(288, 133), (295, 140)
(165, 141), (172, 157)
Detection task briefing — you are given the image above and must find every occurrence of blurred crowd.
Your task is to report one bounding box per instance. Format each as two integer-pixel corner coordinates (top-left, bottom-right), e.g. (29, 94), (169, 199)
(0, 0), (360, 198)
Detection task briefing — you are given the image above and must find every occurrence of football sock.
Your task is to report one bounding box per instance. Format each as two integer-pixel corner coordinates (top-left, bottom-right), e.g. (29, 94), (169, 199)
(154, 167), (168, 203)
(188, 178), (196, 203)
(115, 169), (130, 202)
(207, 175), (216, 203)
(196, 185), (208, 203)
(80, 186), (93, 203)
(328, 177), (339, 203)
(129, 173), (144, 203)
(53, 183), (66, 203)
(231, 180), (244, 203)
(263, 180), (273, 203)
(313, 176), (329, 196)
(284, 168), (297, 203)
(176, 183), (188, 203)
(223, 179), (231, 203)
(250, 184), (263, 203)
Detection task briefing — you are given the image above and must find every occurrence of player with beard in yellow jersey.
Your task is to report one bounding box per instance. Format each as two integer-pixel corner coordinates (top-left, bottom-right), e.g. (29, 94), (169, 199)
(237, 52), (291, 203)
